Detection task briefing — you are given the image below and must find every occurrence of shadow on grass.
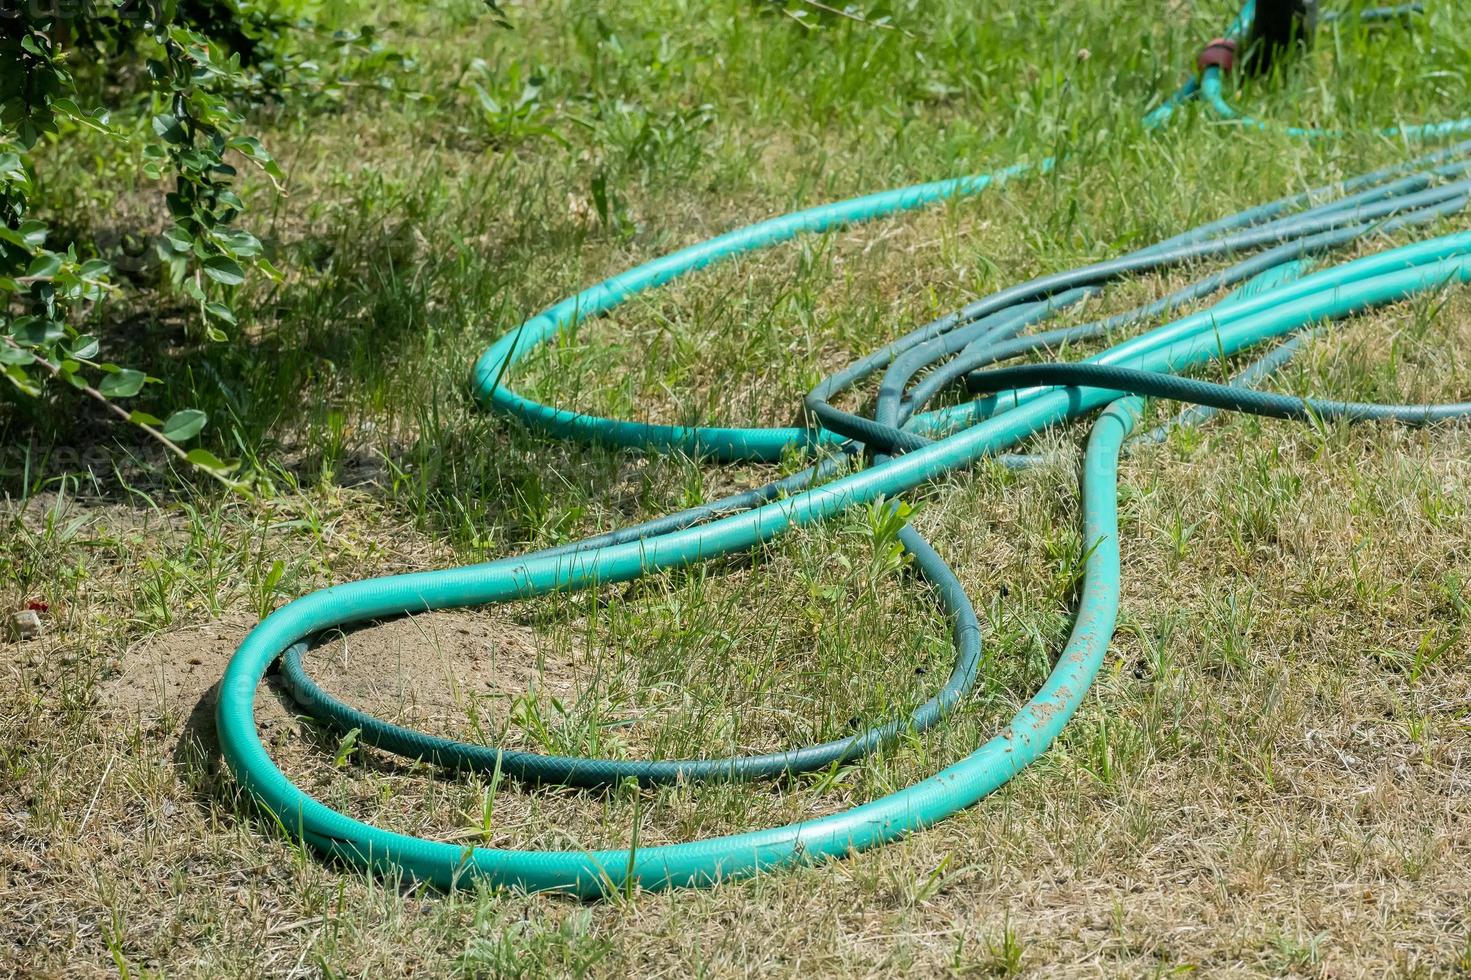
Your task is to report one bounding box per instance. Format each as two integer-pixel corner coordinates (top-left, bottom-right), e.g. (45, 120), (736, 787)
(0, 195), (667, 547)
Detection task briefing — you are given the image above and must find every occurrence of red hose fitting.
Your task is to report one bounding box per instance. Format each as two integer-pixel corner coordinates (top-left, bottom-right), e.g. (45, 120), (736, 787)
(1197, 37), (1238, 74)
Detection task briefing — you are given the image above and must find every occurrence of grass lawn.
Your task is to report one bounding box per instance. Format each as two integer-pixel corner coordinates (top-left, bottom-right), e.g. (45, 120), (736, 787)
(6, 0), (1471, 975)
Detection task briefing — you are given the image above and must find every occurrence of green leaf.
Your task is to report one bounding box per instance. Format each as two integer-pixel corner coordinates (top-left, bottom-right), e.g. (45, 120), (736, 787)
(334, 726), (362, 767)
(213, 229), (262, 258)
(152, 113), (189, 145)
(204, 301), (236, 325)
(160, 227), (193, 255)
(99, 369), (146, 398)
(70, 335), (100, 359)
(161, 409), (208, 442)
(202, 255), (245, 285)
(60, 361), (87, 389)
(25, 253), (61, 279)
(2, 363), (40, 396)
(256, 256), (284, 282)
(128, 411), (165, 426)
(50, 99), (112, 135)
(227, 135), (285, 181)
(0, 345), (35, 366)
(185, 448), (239, 476)
(471, 82), (501, 116)
(9, 318), (63, 345)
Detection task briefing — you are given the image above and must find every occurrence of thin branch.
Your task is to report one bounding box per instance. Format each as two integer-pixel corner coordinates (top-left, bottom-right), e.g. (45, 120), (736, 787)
(2, 333), (188, 464)
(798, 0), (913, 36)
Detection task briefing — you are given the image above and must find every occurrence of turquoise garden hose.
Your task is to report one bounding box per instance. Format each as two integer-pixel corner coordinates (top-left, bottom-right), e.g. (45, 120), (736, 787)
(217, 4), (1471, 896)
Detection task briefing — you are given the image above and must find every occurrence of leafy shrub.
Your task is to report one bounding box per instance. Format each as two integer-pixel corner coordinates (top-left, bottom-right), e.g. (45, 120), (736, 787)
(0, 0), (505, 483)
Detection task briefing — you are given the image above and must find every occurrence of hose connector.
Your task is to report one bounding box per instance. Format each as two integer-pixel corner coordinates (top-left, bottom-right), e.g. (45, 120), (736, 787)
(1197, 37), (1239, 74)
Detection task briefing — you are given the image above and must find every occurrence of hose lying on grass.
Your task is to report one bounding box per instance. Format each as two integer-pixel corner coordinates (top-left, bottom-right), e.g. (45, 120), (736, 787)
(216, 3), (1471, 896)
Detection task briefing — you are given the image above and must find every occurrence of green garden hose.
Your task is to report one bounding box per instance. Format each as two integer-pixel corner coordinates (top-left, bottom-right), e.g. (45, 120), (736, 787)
(216, 3), (1471, 896)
